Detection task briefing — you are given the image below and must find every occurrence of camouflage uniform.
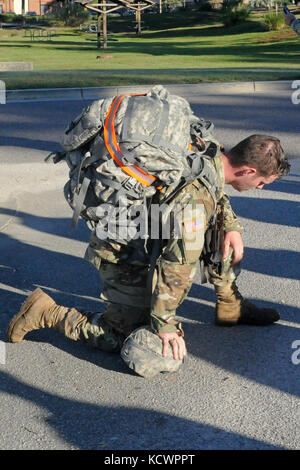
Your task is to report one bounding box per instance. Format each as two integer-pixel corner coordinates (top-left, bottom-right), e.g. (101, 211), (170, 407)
(79, 152), (243, 352)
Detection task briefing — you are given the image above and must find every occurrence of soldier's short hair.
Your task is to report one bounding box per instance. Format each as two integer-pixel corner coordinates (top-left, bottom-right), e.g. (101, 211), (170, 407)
(227, 135), (290, 178)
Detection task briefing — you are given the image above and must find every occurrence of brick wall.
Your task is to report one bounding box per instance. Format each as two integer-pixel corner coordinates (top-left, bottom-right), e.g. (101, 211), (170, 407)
(29, 0), (41, 14)
(1, 0), (15, 13)
(28, 0), (53, 14)
(0, 0), (53, 14)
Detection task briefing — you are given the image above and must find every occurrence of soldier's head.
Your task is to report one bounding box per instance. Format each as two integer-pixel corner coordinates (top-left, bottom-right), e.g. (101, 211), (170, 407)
(224, 135), (290, 192)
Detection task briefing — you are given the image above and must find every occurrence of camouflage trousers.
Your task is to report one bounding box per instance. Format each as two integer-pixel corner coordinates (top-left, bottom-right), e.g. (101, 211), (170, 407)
(77, 261), (150, 353)
(75, 251), (240, 353)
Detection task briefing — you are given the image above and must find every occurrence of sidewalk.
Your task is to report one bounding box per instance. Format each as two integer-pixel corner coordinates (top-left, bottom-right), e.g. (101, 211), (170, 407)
(6, 80), (296, 103)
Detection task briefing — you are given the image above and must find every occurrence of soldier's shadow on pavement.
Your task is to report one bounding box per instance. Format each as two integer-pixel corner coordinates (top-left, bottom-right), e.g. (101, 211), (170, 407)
(0, 371), (282, 450)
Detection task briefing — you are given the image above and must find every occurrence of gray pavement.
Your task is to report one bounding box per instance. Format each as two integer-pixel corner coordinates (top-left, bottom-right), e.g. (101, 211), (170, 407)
(0, 83), (299, 451)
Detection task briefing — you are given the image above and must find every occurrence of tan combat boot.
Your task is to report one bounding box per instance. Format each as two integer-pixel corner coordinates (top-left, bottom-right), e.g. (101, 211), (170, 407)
(215, 282), (280, 326)
(7, 288), (86, 343)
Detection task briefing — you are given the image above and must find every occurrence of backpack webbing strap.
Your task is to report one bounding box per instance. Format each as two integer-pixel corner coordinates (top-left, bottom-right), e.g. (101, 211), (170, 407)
(103, 95), (163, 190)
(146, 238), (162, 301)
(100, 176), (142, 200)
(72, 176), (91, 228)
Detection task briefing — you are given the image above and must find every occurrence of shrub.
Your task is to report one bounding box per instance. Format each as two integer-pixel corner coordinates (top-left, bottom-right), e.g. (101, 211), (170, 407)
(263, 12), (285, 30)
(221, 0), (251, 26)
(198, 2), (213, 12)
(0, 13), (24, 23)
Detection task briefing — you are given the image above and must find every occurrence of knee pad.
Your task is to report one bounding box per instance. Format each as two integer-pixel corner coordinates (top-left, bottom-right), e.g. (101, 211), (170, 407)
(120, 326), (183, 378)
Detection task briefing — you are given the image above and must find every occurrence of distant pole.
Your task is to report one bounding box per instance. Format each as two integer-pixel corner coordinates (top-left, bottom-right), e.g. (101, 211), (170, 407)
(159, 0), (162, 13)
(103, 0), (107, 49)
(97, 12), (102, 49)
(136, 3), (142, 35)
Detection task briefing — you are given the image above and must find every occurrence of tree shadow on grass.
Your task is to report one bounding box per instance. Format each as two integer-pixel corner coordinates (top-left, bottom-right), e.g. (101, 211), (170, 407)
(0, 44), (32, 48)
(144, 20), (267, 39)
(44, 39), (300, 65)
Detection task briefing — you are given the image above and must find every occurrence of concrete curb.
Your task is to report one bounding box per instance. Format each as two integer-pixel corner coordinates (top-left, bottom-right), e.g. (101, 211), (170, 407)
(6, 80), (295, 103)
(0, 62), (33, 72)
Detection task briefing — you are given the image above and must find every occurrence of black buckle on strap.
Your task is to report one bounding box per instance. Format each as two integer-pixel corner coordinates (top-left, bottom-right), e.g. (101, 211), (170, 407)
(122, 176), (139, 191)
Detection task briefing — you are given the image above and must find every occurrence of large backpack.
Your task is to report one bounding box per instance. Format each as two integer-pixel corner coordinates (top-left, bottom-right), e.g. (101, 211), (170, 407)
(50, 85), (221, 243)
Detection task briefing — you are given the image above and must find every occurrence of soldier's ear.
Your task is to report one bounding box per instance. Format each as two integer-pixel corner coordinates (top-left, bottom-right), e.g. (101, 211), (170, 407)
(245, 167), (257, 175)
(234, 167), (257, 177)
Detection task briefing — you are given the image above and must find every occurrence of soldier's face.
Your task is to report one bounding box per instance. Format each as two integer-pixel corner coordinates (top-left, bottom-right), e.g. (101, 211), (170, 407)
(231, 171), (278, 192)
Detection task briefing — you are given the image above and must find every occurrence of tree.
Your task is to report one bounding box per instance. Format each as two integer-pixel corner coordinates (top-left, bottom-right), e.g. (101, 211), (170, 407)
(49, 0), (89, 26)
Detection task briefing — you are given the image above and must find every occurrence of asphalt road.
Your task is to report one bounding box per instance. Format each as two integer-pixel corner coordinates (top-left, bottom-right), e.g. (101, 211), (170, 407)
(0, 83), (299, 452)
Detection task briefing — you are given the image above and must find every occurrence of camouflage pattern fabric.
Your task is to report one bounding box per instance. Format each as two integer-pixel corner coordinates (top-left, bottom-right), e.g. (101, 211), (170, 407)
(121, 326), (183, 378)
(78, 311), (124, 353)
(59, 85), (221, 234)
(80, 153), (243, 347)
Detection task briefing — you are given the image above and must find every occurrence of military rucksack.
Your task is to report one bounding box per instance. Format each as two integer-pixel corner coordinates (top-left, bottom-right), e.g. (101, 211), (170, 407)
(49, 85), (221, 243)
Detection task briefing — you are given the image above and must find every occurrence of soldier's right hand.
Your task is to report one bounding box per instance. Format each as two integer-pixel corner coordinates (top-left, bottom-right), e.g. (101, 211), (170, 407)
(222, 230), (244, 264)
(284, 12), (296, 25)
(158, 332), (187, 361)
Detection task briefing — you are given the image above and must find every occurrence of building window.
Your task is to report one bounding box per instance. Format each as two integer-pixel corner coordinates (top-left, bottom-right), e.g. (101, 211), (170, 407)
(0, 5), (3, 13)
(41, 5), (50, 14)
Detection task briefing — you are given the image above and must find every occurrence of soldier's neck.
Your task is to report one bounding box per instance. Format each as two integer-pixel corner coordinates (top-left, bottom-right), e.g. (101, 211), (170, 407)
(221, 153), (235, 184)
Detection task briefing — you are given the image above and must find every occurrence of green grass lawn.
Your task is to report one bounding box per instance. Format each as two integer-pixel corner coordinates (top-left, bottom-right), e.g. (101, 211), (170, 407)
(0, 9), (299, 89)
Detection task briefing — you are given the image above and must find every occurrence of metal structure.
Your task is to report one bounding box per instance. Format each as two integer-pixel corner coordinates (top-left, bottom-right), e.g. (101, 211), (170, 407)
(75, 0), (155, 48)
(24, 28), (57, 41)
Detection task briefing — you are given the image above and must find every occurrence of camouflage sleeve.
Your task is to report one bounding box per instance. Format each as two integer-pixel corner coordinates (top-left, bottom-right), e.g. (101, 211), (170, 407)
(219, 194), (243, 234)
(150, 182), (213, 335)
(150, 260), (198, 335)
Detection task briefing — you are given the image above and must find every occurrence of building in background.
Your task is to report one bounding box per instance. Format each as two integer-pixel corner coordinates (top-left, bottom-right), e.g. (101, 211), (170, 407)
(0, 0), (53, 15)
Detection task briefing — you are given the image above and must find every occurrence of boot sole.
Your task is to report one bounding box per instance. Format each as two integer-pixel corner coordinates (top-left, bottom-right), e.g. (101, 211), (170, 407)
(215, 319), (238, 327)
(215, 311), (239, 327)
(6, 288), (45, 343)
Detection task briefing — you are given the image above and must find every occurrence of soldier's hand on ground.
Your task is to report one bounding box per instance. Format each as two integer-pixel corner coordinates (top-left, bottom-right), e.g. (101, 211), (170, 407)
(158, 332), (187, 361)
(284, 12), (296, 25)
(222, 230), (244, 265)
